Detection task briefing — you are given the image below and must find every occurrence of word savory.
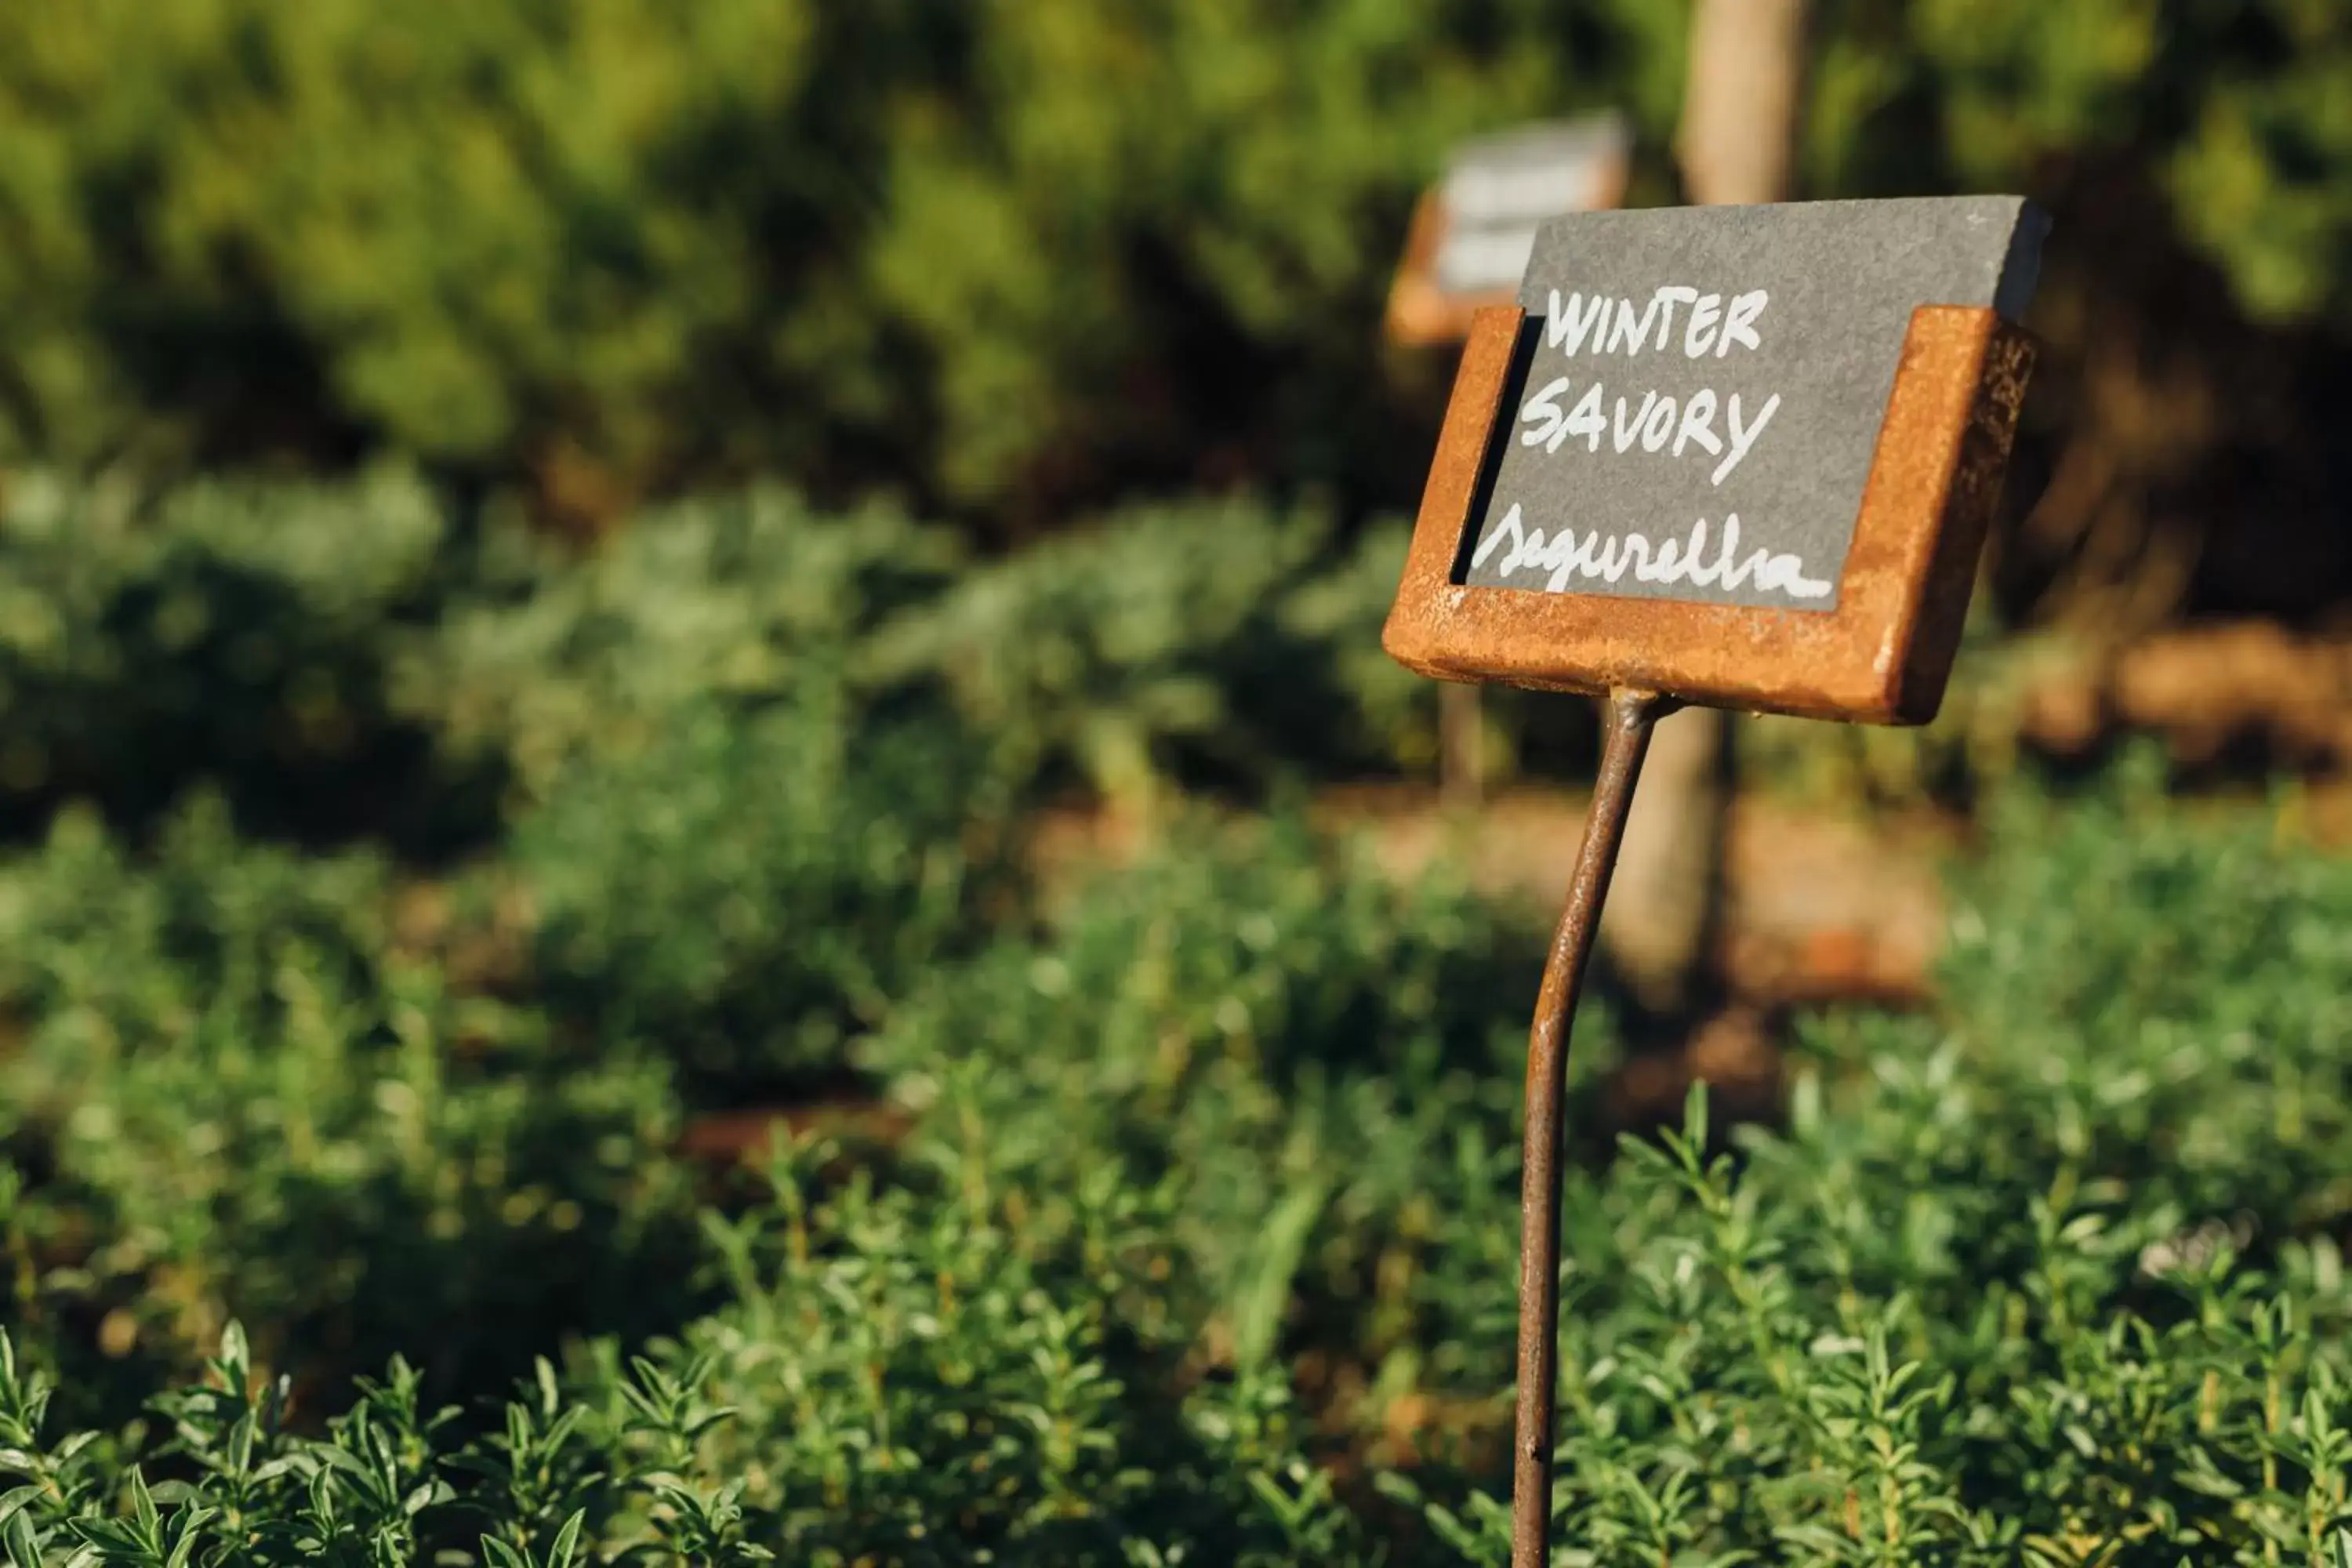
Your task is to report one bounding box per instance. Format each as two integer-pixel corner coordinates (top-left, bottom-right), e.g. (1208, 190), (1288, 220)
(1482, 283), (1820, 600)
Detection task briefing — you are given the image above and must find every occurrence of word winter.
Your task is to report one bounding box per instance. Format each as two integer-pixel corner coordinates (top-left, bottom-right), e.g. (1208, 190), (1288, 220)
(1470, 503), (1831, 601)
(1541, 285), (1768, 361)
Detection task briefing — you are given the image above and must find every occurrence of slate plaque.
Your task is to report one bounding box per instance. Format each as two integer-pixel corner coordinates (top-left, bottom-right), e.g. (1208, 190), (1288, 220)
(1457, 197), (2046, 612)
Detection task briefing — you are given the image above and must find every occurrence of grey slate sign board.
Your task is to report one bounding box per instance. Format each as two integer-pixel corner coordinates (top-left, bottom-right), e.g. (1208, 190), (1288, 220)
(1457, 196), (2048, 612)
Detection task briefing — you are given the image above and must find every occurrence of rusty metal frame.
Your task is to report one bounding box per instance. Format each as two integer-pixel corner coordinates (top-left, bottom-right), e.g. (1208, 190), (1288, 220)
(1382, 303), (2037, 725)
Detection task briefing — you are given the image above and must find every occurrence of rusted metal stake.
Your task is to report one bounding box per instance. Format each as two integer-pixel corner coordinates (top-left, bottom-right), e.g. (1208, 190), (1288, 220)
(1511, 687), (1668, 1568)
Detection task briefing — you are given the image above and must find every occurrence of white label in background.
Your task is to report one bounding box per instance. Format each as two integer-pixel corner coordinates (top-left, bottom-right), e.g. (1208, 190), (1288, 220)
(1435, 226), (1541, 295)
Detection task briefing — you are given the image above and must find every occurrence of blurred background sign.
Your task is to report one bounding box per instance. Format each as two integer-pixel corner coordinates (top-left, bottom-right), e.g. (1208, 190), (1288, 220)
(1387, 111), (1632, 811)
(1386, 113), (1632, 349)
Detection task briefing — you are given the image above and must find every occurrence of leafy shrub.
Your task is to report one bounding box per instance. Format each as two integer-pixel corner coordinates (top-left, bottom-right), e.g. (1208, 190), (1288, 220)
(585, 1138), (1367, 1565)
(1809, 0), (2352, 324)
(0, 798), (700, 1426)
(405, 488), (964, 808)
(0, 1139), (1367, 1566)
(862, 499), (1434, 813)
(0, 0), (1670, 518)
(508, 685), (1009, 1102)
(1875, 750), (2352, 1245)
(1384, 1083), (2352, 1565)
(6, 0), (2351, 620)
(7, 463), (2352, 1561)
(865, 812), (1601, 1410)
(850, 759), (2352, 1562)
(1377, 756), (2352, 1561)
(0, 0), (837, 483)
(0, 468), (494, 851)
(7, 747), (2352, 1562)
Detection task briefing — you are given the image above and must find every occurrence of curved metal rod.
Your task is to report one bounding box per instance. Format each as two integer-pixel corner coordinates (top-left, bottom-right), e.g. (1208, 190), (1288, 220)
(1512, 687), (1671, 1568)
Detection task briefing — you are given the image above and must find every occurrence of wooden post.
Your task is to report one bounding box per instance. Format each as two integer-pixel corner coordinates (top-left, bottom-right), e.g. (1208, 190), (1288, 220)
(1439, 684), (1486, 808)
(1603, 0), (1817, 1019)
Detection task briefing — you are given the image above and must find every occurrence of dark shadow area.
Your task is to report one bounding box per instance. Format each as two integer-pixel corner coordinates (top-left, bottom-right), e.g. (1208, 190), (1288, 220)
(1, 1096), (711, 1438)
(0, 554), (510, 865)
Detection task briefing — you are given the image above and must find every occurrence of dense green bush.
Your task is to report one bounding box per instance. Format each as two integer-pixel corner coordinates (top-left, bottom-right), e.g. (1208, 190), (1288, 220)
(866, 815), (1595, 1399)
(5, 0), (2349, 566)
(601, 1138), (1364, 1565)
(862, 500), (1432, 812)
(0, 468), (490, 851)
(11, 761), (2352, 1562)
(0, 0), (1664, 517)
(1377, 759), (2352, 1560)
(892, 755), (2352, 1562)
(1809, 0), (2352, 325)
(406, 488), (965, 808)
(0, 1143), (1365, 1566)
(0, 797), (701, 1428)
(5, 463), (2352, 1559)
(509, 688), (1007, 1102)
(0, 472), (1446, 851)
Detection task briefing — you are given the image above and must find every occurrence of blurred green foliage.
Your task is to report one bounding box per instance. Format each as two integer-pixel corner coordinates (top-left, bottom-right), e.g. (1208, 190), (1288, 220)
(0, 792), (702, 1431)
(0, 468), (488, 850)
(9, 720), (2352, 1558)
(409, 488), (966, 807)
(0, 472), (2338, 1558)
(0, 0), (2348, 1553)
(1810, 0), (2352, 322)
(11, 0), (2342, 535)
(0, 0), (1664, 518)
(864, 818), (1586, 1394)
(862, 500), (1432, 812)
(510, 691), (1004, 1101)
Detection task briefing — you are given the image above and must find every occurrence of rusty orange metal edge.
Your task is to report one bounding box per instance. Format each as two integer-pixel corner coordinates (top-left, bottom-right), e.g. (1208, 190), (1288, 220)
(1381, 303), (2038, 726)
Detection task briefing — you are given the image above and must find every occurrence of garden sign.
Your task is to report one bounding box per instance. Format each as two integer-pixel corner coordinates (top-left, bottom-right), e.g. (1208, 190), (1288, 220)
(1385, 194), (2045, 722)
(1385, 113), (1632, 347)
(1380, 195), (2047, 1568)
